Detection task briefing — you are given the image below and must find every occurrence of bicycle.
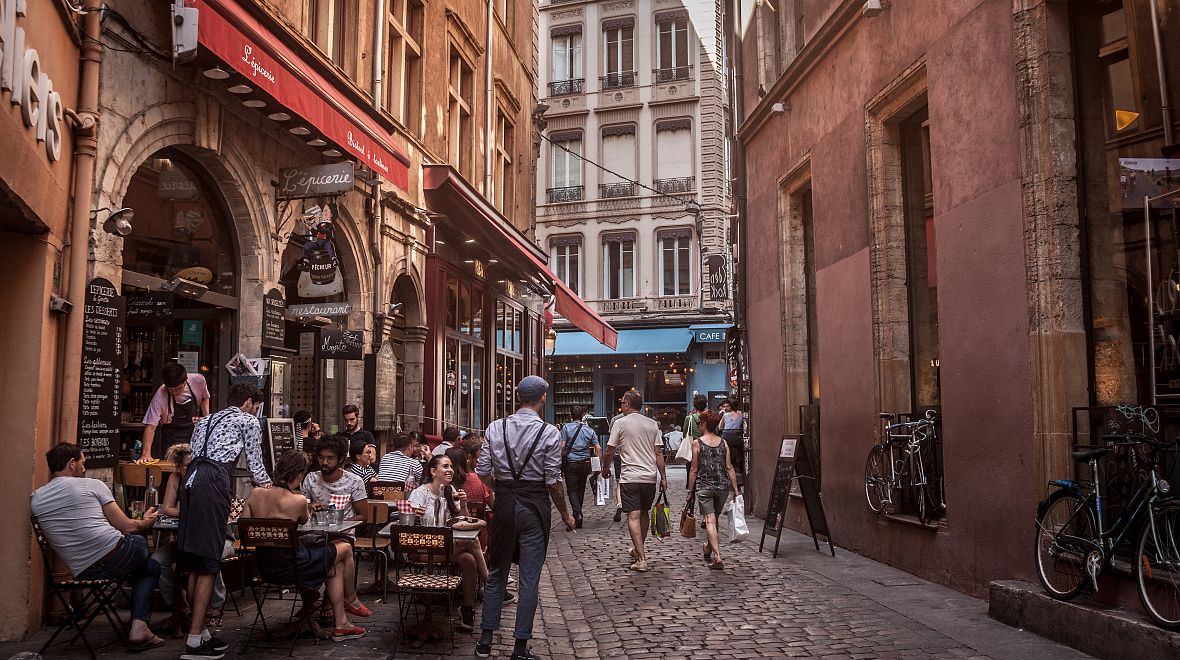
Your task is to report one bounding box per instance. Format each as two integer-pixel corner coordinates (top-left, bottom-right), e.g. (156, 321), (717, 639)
(1034, 430), (1180, 630)
(864, 409), (946, 524)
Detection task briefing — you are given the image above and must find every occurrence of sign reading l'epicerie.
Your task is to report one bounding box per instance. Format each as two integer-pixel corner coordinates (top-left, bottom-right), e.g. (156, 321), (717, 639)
(0, 0), (67, 162)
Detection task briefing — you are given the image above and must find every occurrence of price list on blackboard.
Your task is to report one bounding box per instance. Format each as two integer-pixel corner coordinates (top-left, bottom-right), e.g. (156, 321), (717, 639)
(78, 278), (124, 468)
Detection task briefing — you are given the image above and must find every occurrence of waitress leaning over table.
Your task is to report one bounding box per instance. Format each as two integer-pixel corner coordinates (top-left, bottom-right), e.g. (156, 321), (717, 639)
(137, 362), (210, 462)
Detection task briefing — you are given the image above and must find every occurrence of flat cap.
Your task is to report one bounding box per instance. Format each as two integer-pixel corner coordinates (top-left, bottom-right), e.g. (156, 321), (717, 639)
(516, 375), (549, 403)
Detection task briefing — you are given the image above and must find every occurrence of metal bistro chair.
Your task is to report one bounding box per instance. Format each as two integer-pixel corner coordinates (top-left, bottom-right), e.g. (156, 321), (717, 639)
(389, 524), (461, 653)
(367, 479), (406, 500)
(236, 518), (318, 656)
(351, 499), (392, 602)
(31, 517), (127, 659)
(115, 463), (163, 515)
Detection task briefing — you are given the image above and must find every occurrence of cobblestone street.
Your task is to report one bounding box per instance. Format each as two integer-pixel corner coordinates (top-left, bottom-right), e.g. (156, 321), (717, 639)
(2, 470), (1092, 659)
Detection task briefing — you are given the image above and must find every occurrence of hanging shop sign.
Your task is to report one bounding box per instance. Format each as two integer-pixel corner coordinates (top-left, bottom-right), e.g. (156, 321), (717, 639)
(319, 329), (363, 360)
(277, 162), (355, 199)
(297, 201), (345, 298)
(287, 301), (351, 318)
(78, 278), (125, 468)
(0, 0), (66, 162)
(695, 328), (727, 343)
(262, 288), (286, 349)
(706, 253), (729, 301)
(158, 168), (199, 200)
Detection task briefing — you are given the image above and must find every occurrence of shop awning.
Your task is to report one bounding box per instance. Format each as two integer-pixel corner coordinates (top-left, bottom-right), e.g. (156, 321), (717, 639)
(422, 164), (617, 349)
(193, 0), (410, 189)
(689, 323), (733, 343)
(550, 328), (692, 356)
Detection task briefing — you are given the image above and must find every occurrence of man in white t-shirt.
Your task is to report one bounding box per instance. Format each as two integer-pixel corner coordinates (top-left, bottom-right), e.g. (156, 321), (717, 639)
(302, 434), (368, 520)
(603, 390), (667, 572)
(30, 443), (164, 651)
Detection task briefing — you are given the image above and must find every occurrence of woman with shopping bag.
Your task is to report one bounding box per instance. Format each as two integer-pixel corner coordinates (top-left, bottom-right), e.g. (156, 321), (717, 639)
(686, 410), (740, 569)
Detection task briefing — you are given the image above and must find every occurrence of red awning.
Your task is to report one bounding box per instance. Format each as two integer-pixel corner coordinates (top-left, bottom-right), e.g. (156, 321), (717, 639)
(192, 0), (410, 190)
(422, 165), (617, 350)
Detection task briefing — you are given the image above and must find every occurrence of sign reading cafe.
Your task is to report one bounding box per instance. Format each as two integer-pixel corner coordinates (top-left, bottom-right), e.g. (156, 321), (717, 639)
(0, 0), (66, 162)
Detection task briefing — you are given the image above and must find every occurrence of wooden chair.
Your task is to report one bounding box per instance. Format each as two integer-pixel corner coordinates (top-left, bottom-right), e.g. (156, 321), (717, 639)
(388, 524), (460, 653)
(367, 480), (406, 500)
(351, 500), (392, 602)
(31, 517), (127, 659)
(236, 518), (318, 656)
(115, 463), (163, 514)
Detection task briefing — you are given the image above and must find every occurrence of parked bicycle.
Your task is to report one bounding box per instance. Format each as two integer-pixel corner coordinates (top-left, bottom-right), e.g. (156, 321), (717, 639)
(1034, 429), (1180, 629)
(864, 409), (946, 525)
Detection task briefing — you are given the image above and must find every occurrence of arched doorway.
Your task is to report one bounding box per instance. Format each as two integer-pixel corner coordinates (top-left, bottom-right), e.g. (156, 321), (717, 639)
(389, 272), (425, 432)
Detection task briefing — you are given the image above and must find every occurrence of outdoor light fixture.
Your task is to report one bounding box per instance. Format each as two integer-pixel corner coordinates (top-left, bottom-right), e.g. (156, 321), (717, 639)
(307, 138), (327, 147)
(162, 277), (208, 299)
(862, 0), (887, 17)
(545, 328), (557, 355)
(94, 207), (134, 237)
(323, 149), (342, 157)
(227, 84), (252, 94)
(289, 126), (311, 136)
(202, 67), (230, 80)
(267, 112), (291, 122)
(243, 99), (266, 108)
(685, 200), (702, 216)
(771, 102), (788, 114)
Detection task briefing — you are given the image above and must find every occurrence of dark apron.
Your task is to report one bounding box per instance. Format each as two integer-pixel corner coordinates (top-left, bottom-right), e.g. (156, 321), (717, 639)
(153, 384), (198, 460)
(488, 419), (551, 568)
(178, 411), (234, 564)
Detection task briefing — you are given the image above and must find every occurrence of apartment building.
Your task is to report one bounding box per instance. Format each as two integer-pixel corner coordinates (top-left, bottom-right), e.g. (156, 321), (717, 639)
(537, 0), (737, 429)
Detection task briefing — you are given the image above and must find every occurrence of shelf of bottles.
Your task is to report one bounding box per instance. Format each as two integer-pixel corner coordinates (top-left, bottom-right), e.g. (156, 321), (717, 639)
(123, 328), (158, 423)
(552, 368), (594, 422)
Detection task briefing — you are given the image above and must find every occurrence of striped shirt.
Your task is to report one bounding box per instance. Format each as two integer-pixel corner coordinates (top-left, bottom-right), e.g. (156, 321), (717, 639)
(376, 451), (423, 486)
(348, 463), (376, 483)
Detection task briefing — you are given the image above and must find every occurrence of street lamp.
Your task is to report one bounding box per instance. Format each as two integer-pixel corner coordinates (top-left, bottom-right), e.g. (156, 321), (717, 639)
(93, 207), (134, 237)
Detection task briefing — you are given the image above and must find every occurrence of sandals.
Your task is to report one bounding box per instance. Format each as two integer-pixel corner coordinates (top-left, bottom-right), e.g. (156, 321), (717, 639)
(709, 558), (725, 570)
(332, 625), (366, 642)
(703, 543), (713, 561)
(345, 601), (372, 618)
(126, 636), (165, 652)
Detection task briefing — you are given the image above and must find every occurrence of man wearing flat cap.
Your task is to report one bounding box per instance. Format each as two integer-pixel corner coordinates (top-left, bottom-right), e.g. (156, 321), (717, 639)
(476, 375), (575, 660)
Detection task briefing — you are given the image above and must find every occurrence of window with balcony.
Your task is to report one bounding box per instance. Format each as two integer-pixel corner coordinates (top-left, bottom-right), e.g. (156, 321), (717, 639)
(309, 0), (349, 72)
(447, 48), (474, 178)
(599, 125), (637, 199)
(550, 27), (583, 96)
(603, 235), (636, 299)
(549, 132), (583, 202)
(551, 237), (581, 295)
(654, 119), (694, 194)
(385, 0), (423, 131)
(659, 231), (691, 296)
(603, 18), (635, 89)
(656, 11), (690, 82)
(493, 110), (514, 216)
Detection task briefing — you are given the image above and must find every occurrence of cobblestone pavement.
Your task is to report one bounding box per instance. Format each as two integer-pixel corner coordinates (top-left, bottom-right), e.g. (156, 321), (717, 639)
(2, 469), (1091, 659)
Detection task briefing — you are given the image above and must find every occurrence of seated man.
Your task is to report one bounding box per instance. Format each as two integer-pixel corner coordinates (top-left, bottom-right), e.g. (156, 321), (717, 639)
(302, 434), (369, 521)
(375, 432), (423, 488)
(30, 443), (164, 651)
(242, 452), (366, 641)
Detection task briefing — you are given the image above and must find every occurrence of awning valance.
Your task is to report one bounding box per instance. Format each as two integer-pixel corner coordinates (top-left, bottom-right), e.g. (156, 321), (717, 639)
(193, 0), (410, 190)
(422, 165), (617, 350)
(550, 328), (692, 356)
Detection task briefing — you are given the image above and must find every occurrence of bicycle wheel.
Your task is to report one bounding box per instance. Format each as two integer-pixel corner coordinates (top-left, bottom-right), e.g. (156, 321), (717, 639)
(1034, 491), (1096, 600)
(912, 481), (929, 524)
(1135, 500), (1180, 630)
(864, 445), (890, 513)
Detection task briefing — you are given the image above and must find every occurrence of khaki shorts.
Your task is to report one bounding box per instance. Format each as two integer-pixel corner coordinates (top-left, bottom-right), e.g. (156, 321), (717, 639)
(696, 489), (731, 517)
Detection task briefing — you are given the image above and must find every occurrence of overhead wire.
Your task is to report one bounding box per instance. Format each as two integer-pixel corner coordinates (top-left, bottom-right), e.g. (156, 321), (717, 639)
(539, 133), (699, 207)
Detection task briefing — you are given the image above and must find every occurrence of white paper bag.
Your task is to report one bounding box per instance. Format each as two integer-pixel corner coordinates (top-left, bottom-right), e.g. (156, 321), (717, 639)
(590, 456), (602, 473)
(725, 494), (750, 542)
(596, 475), (610, 506)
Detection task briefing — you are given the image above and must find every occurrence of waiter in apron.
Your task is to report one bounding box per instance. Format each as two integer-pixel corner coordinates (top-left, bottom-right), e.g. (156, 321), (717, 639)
(178, 382), (271, 660)
(476, 376), (575, 660)
(138, 362), (210, 462)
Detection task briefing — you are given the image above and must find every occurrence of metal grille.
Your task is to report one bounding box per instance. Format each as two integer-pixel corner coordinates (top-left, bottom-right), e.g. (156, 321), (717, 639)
(547, 186), (584, 203)
(654, 177), (695, 194)
(601, 71), (636, 89)
(653, 66), (692, 83)
(599, 182), (636, 198)
(548, 79), (584, 96)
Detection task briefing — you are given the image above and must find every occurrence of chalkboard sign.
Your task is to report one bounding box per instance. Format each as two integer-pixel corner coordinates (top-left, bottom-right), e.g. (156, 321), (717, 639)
(319, 329), (363, 360)
(264, 418), (297, 474)
(262, 289), (286, 350)
(372, 341), (396, 430)
(78, 278), (125, 468)
(793, 435), (835, 557)
(759, 433), (835, 558)
(125, 291), (173, 320)
(758, 456), (796, 558)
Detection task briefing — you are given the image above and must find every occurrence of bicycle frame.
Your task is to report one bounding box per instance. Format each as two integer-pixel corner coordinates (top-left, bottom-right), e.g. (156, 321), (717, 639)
(1051, 456), (1165, 566)
(879, 419), (932, 499)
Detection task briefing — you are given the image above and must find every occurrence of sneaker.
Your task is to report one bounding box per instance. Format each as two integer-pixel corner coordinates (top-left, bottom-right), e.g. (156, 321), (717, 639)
(629, 560), (650, 572)
(613, 506), (622, 522)
(180, 640), (225, 660)
(206, 635), (229, 652)
(510, 648), (542, 660)
(575, 516), (583, 529)
(475, 643), (493, 658)
(503, 590), (517, 604)
(332, 625), (366, 642)
(457, 606), (475, 632)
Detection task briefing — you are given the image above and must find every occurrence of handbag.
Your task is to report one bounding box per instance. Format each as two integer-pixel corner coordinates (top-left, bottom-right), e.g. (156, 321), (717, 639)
(650, 490), (672, 539)
(679, 502), (696, 538)
(675, 435), (694, 464)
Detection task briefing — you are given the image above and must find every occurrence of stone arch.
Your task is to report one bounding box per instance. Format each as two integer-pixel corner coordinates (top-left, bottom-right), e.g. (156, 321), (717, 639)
(391, 267), (426, 327)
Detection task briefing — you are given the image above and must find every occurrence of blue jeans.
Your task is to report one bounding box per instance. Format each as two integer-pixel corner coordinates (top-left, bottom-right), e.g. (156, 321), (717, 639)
(77, 534), (160, 623)
(480, 501), (545, 640)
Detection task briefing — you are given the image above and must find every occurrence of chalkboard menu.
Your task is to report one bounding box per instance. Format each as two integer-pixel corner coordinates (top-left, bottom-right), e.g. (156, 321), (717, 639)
(78, 278), (125, 468)
(263, 418), (297, 474)
(262, 289), (286, 350)
(125, 291), (173, 320)
(373, 341), (396, 430)
(759, 433), (835, 558)
(320, 329), (363, 360)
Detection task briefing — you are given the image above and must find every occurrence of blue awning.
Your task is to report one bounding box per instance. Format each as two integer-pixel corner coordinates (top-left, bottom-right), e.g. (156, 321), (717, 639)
(550, 327), (693, 356)
(688, 324), (733, 343)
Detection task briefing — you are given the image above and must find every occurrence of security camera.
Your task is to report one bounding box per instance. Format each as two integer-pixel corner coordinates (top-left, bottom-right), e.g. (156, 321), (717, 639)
(863, 0), (887, 17)
(94, 207), (134, 237)
(48, 294), (73, 315)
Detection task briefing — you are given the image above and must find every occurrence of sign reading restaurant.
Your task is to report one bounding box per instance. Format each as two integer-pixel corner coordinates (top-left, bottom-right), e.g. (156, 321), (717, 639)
(287, 301), (351, 318)
(1, 0), (67, 162)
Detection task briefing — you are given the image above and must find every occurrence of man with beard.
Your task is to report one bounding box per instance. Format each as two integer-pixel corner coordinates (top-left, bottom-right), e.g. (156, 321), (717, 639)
(302, 434), (369, 522)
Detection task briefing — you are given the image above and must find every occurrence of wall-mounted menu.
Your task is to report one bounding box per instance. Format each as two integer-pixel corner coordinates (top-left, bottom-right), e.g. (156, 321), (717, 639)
(79, 278), (125, 468)
(262, 289), (286, 350)
(319, 329), (363, 360)
(263, 418), (297, 474)
(125, 291), (173, 320)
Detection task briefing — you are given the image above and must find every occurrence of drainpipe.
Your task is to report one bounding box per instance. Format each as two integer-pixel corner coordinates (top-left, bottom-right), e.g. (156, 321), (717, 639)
(729, 0), (751, 503)
(1148, 0), (1174, 147)
(483, 0), (495, 197)
(58, 0), (104, 442)
(370, 0), (386, 349)
(372, 0), (385, 112)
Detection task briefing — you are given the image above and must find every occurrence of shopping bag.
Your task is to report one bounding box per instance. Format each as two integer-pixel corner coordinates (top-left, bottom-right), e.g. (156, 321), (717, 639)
(679, 503), (697, 538)
(595, 474), (610, 506)
(650, 490), (672, 539)
(675, 436), (694, 464)
(724, 494), (749, 542)
(590, 456), (602, 473)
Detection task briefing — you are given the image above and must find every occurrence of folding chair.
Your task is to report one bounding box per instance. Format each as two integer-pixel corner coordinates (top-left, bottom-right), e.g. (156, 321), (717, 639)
(237, 518), (318, 656)
(388, 524), (460, 653)
(115, 463), (163, 514)
(31, 517), (127, 659)
(352, 500), (392, 602)
(367, 480), (406, 500)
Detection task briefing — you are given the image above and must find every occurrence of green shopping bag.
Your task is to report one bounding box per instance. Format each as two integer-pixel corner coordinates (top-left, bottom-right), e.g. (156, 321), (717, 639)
(650, 489), (672, 538)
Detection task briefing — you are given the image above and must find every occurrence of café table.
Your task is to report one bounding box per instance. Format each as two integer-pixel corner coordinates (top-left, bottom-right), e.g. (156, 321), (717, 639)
(299, 520), (363, 535)
(377, 522), (480, 541)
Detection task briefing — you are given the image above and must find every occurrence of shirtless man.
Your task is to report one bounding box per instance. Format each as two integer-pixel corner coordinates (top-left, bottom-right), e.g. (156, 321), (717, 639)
(241, 452), (367, 641)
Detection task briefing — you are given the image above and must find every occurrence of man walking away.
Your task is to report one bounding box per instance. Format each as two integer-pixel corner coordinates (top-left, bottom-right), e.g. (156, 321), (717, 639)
(476, 376), (576, 660)
(179, 382), (272, 660)
(603, 390), (667, 572)
(683, 394), (707, 445)
(721, 400), (747, 483)
(560, 406), (600, 529)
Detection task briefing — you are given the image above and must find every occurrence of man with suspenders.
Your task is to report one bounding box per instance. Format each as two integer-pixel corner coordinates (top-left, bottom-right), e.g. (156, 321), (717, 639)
(476, 376), (576, 660)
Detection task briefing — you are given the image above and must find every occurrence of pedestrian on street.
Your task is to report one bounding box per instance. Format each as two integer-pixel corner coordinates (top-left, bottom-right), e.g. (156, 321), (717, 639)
(560, 405), (600, 529)
(178, 382), (271, 660)
(476, 375), (576, 660)
(603, 390), (668, 572)
(687, 410), (740, 570)
(721, 400), (746, 483)
(608, 411), (625, 521)
(683, 394), (708, 444)
(137, 362), (210, 462)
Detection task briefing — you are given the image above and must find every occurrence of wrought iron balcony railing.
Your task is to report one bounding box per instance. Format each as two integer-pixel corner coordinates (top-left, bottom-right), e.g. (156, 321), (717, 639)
(653, 66), (692, 83)
(653, 177), (695, 195)
(598, 182), (636, 198)
(600, 71), (637, 89)
(548, 79), (584, 96)
(546, 185), (584, 203)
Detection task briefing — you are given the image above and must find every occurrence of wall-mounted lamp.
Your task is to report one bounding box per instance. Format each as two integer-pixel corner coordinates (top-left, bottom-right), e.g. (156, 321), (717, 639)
(685, 200), (702, 216)
(771, 102), (788, 115)
(863, 0), (888, 17)
(162, 277), (208, 299)
(545, 328), (557, 355)
(93, 207), (134, 237)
